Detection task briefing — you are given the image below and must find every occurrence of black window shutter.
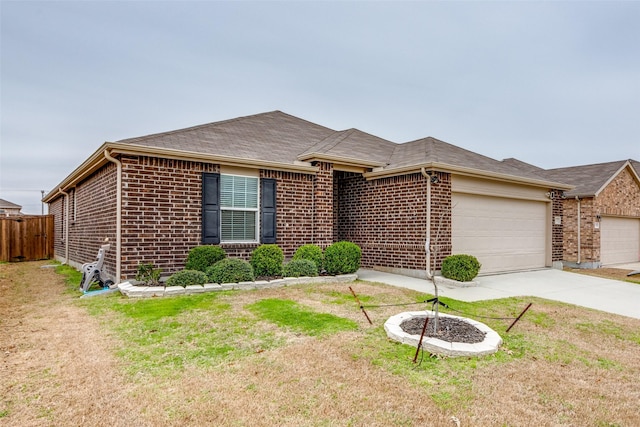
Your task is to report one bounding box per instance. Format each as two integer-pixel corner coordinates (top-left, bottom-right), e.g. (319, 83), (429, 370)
(202, 173), (220, 244)
(261, 178), (277, 244)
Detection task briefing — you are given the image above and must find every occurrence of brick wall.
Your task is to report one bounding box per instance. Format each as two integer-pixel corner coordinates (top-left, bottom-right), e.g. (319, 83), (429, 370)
(312, 161), (334, 248)
(50, 197), (64, 258)
(563, 197), (599, 264)
(335, 171), (452, 273)
(551, 190), (564, 262)
(48, 165), (118, 279)
(261, 169), (315, 258)
(49, 155), (321, 280)
(69, 164), (118, 279)
(596, 167), (640, 217)
(562, 167), (640, 266)
(120, 156), (218, 279)
(429, 172), (453, 269)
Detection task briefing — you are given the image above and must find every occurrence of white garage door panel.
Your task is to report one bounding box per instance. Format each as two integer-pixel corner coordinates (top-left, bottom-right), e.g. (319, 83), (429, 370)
(452, 194), (547, 274)
(601, 217), (640, 265)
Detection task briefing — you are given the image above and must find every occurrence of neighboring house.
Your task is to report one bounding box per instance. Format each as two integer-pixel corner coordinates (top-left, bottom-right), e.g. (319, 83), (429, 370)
(0, 198), (23, 216)
(43, 111), (571, 283)
(544, 160), (640, 268)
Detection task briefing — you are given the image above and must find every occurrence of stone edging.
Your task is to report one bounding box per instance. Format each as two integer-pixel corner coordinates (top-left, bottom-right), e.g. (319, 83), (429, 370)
(384, 310), (502, 357)
(117, 274), (358, 298)
(434, 276), (478, 288)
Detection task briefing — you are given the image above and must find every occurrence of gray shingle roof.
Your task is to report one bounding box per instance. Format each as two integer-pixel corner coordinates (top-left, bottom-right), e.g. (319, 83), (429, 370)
(543, 160), (632, 197)
(388, 137), (554, 182)
(299, 128), (396, 166)
(114, 110), (567, 185)
(118, 111), (336, 165)
(0, 198), (22, 209)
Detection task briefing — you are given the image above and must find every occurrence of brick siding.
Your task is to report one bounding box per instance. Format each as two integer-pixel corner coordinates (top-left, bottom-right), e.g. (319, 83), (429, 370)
(69, 164), (118, 278)
(596, 167), (640, 217)
(312, 161), (334, 248)
(50, 197), (64, 258)
(119, 156), (218, 279)
(563, 197), (599, 264)
(50, 164), (118, 280)
(335, 171), (452, 273)
(50, 150), (574, 280)
(551, 190), (564, 262)
(563, 167), (640, 265)
(261, 169), (315, 257)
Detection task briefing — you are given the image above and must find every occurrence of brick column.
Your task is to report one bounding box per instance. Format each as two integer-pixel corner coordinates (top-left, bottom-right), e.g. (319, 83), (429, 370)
(551, 190), (564, 264)
(313, 162), (334, 248)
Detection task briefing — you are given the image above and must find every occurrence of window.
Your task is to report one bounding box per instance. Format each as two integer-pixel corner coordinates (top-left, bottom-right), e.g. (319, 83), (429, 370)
(220, 174), (259, 242)
(202, 172), (276, 245)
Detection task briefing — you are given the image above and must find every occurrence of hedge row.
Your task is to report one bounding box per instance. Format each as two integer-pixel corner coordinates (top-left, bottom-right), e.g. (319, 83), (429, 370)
(163, 241), (362, 287)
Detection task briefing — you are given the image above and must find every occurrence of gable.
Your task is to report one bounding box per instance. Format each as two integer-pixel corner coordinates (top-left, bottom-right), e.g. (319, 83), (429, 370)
(596, 165), (640, 217)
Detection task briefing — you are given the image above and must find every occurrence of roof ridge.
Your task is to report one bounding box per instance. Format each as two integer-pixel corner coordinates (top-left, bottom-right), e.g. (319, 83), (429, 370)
(545, 159), (627, 172)
(117, 110), (320, 144)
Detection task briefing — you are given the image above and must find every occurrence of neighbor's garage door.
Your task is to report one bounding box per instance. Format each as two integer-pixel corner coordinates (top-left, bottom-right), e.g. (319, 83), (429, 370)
(452, 193), (548, 274)
(600, 217), (640, 265)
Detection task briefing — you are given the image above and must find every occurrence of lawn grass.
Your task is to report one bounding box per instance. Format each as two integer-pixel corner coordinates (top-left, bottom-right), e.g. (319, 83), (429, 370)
(49, 266), (640, 425)
(246, 298), (359, 336)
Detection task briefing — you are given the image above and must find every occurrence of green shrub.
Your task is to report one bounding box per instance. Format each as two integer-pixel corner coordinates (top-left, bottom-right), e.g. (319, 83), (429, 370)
(135, 263), (162, 286)
(292, 244), (323, 274)
(324, 241), (361, 275)
(185, 245), (226, 272)
(283, 259), (318, 278)
(250, 244), (284, 277)
(206, 258), (255, 284)
(166, 269), (208, 287)
(441, 254), (481, 282)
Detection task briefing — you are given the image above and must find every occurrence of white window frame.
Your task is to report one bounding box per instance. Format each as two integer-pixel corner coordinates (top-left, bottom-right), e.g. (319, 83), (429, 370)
(220, 173), (260, 243)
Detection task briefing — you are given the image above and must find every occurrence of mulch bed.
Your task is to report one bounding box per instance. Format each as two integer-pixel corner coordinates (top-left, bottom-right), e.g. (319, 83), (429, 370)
(400, 315), (486, 344)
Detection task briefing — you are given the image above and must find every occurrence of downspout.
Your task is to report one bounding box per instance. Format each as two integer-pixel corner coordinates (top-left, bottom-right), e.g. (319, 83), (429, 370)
(421, 168), (432, 278)
(59, 187), (70, 264)
(575, 196), (581, 265)
(104, 149), (122, 283)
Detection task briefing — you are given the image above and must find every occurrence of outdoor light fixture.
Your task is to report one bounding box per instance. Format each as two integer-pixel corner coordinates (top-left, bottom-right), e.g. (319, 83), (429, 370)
(430, 175), (439, 184)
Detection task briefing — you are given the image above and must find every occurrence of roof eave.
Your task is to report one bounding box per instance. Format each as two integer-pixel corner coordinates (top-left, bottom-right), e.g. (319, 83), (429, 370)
(43, 142), (319, 202)
(364, 162), (574, 190)
(297, 152), (387, 168)
(593, 160), (639, 197)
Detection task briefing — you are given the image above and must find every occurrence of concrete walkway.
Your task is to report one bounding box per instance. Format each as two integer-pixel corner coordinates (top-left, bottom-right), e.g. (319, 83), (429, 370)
(356, 268), (640, 320)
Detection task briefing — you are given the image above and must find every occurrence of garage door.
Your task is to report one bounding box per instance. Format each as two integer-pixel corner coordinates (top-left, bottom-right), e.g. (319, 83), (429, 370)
(452, 193), (548, 274)
(600, 217), (640, 265)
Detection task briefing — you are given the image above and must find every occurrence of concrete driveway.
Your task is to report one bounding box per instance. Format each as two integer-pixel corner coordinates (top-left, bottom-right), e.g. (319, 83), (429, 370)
(357, 268), (640, 319)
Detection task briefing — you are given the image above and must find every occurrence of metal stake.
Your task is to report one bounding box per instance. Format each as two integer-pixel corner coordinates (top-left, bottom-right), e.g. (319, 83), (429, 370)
(349, 286), (373, 325)
(413, 315), (430, 363)
(506, 302), (532, 333)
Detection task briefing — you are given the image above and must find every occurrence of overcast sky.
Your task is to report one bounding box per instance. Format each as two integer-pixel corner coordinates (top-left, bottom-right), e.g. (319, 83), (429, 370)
(1, 1), (639, 214)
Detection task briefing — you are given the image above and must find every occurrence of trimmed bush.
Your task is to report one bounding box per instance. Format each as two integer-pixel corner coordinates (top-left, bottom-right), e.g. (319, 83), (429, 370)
(441, 254), (481, 282)
(185, 245), (226, 272)
(250, 244), (284, 277)
(206, 258), (255, 284)
(166, 269), (208, 287)
(283, 259), (318, 278)
(292, 244), (323, 274)
(324, 241), (361, 275)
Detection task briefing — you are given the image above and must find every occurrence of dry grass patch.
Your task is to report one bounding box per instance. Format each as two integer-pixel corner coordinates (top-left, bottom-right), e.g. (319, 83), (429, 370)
(565, 266), (640, 285)
(2, 263), (640, 426)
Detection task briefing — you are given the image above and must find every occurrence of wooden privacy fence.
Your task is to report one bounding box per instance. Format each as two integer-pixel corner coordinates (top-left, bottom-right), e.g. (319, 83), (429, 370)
(0, 215), (54, 262)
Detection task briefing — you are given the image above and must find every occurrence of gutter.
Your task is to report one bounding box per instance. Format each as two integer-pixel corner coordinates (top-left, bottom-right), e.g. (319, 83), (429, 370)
(59, 187), (70, 264)
(43, 142), (319, 203)
(104, 149), (122, 283)
(421, 168), (432, 278)
(366, 162), (573, 191)
(575, 196), (581, 264)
